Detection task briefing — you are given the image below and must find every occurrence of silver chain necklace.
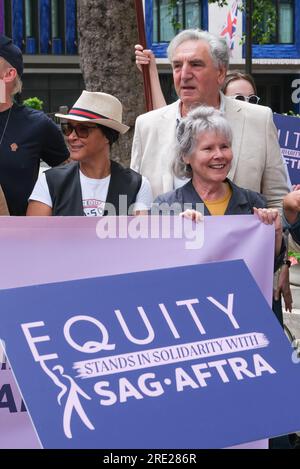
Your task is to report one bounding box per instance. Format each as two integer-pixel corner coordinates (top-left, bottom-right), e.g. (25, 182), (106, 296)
(0, 105), (13, 147)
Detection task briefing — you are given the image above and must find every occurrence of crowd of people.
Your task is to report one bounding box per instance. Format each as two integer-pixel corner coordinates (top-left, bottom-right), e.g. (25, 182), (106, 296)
(1, 30), (299, 319)
(1, 29), (300, 448)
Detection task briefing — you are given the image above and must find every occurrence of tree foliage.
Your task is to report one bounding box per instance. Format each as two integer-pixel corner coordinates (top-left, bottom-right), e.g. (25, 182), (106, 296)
(23, 97), (44, 110)
(251, 0), (276, 44)
(168, 0), (277, 45)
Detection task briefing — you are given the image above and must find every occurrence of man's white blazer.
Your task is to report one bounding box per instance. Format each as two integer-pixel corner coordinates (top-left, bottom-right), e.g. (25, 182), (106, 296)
(131, 95), (289, 208)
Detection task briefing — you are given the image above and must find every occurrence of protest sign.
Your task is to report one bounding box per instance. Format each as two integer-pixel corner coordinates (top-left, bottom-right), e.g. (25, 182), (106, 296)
(273, 113), (300, 184)
(0, 364), (36, 448)
(0, 216), (276, 448)
(1, 259), (300, 448)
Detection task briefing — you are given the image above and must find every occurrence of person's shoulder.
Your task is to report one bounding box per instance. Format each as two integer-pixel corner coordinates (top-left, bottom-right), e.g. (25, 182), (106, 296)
(136, 101), (179, 124)
(16, 104), (45, 119)
(154, 191), (174, 206)
(16, 105), (59, 128)
(225, 96), (272, 117)
(45, 161), (76, 176)
(230, 180), (266, 207)
(248, 190), (266, 208)
(111, 160), (141, 176)
(154, 186), (184, 205)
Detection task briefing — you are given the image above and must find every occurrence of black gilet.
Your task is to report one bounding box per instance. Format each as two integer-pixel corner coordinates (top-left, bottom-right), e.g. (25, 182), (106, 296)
(45, 160), (142, 216)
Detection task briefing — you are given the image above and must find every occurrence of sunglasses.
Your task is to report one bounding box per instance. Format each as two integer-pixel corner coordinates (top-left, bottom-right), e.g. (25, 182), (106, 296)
(233, 94), (260, 105)
(61, 123), (98, 138)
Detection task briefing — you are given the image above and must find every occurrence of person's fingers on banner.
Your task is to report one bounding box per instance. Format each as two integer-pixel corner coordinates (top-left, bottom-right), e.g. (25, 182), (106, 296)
(253, 207), (280, 226)
(180, 209), (204, 223)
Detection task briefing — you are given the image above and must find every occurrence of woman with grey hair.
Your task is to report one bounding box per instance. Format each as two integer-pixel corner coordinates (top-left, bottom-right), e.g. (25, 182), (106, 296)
(154, 106), (283, 262)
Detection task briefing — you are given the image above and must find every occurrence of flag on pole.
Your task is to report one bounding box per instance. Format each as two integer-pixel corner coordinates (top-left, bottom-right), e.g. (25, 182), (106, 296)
(220, 0), (238, 50)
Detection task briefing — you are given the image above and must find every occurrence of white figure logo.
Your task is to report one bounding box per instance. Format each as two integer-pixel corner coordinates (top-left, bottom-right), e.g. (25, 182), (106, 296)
(40, 361), (95, 439)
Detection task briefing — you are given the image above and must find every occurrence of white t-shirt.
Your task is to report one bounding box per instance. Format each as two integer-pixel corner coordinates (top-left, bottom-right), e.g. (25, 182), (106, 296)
(29, 170), (153, 216)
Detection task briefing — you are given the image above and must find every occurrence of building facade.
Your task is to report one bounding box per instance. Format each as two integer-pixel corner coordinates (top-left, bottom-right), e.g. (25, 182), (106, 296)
(0, 0), (82, 112)
(146, 0), (300, 114)
(0, 0), (299, 114)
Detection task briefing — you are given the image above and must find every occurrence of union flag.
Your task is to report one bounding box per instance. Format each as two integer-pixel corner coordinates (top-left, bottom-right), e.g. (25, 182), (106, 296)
(220, 1), (238, 50)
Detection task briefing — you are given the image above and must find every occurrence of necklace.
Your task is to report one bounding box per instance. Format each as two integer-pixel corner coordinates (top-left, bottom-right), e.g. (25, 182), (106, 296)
(0, 105), (12, 147)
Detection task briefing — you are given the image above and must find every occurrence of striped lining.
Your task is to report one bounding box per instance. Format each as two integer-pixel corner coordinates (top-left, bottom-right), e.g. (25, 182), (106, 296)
(69, 107), (109, 120)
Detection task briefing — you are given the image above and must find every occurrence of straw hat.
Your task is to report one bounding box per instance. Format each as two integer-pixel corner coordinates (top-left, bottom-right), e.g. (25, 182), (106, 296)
(55, 90), (129, 134)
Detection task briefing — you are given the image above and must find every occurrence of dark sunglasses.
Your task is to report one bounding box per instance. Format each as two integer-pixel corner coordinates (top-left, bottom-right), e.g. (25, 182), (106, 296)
(233, 94), (260, 105)
(61, 122), (98, 138)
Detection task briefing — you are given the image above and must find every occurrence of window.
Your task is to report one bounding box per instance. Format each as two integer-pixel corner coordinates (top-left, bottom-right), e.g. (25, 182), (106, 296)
(278, 0), (294, 43)
(3, 0), (77, 55)
(251, 0), (299, 58)
(146, 0), (208, 58)
(153, 0), (202, 43)
(24, 0), (39, 53)
(253, 0), (294, 45)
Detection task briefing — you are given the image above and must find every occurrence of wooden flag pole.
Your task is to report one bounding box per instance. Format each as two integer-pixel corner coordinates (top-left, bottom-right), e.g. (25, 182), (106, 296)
(134, 0), (153, 111)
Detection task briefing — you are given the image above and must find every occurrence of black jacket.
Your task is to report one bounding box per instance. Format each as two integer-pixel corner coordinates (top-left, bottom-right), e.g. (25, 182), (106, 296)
(153, 179), (266, 215)
(153, 179), (284, 272)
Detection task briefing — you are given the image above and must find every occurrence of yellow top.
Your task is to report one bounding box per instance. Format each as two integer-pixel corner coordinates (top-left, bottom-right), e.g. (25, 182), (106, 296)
(203, 183), (232, 216)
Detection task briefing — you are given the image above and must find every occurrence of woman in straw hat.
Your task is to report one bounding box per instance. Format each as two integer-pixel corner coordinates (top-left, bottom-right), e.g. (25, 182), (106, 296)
(27, 91), (152, 216)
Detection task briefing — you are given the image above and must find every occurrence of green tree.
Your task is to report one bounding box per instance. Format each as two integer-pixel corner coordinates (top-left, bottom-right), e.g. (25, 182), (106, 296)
(167, 0), (276, 45)
(23, 97), (44, 111)
(208, 0), (276, 44)
(251, 0), (277, 44)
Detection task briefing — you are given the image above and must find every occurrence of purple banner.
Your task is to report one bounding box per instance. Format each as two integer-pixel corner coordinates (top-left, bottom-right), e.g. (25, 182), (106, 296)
(0, 215), (273, 448)
(273, 113), (300, 185)
(0, 365), (39, 448)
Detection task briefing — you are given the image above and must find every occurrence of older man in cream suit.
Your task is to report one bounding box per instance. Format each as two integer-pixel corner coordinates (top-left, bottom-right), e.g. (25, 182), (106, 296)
(131, 29), (289, 208)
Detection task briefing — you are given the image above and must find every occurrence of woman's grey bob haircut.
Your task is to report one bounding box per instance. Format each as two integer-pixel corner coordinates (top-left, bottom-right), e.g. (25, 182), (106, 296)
(167, 29), (230, 70)
(173, 106), (233, 179)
